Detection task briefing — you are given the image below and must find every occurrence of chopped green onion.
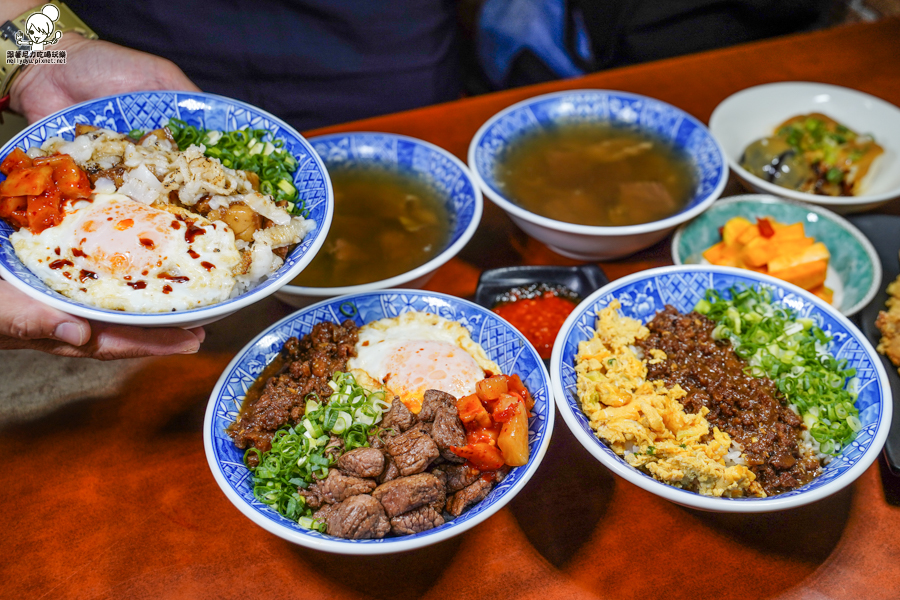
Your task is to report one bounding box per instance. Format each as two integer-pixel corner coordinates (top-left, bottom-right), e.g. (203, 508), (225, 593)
(244, 371), (387, 521)
(695, 285), (860, 455)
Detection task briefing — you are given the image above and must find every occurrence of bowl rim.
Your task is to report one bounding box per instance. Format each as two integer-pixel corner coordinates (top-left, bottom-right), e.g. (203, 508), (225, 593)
(466, 88), (729, 236)
(670, 194), (883, 317)
(0, 90), (334, 326)
(708, 81), (900, 206)
(203, 288), (555, 554)
(278, 131), (483, 297)
(549, 264), (892, 513)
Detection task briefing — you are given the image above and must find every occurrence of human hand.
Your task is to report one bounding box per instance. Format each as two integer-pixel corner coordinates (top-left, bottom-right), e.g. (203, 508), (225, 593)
(0, 281), (205, 360)
(9, 33), (200, 124)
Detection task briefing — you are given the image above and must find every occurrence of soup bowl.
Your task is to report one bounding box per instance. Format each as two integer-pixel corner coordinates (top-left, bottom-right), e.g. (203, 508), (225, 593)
(0, 91), (333, 328)
(551, 265), (892, 512)
(275, 132), (482, 308)
(204, 289), (554, 554)
(468, 90), (728, 260)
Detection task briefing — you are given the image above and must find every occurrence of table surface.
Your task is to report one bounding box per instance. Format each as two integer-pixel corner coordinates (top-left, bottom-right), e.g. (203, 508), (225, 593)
(4, 18), (900, 600)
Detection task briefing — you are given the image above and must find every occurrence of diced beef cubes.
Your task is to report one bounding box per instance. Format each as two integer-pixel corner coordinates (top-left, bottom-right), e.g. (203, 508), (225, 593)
(381, 397), (416, 432)
(417, 389), (456, 423)
(372, 473), (446, 518)
(390, 505), (445, 535)
(432, 463), (482, 493)
(386, 425), (440, 476)
(300, 469), (376, 508)
(431, 404), (467, 463)
(324, 495), (391, 540)
(337, 447), (385, 478)
(378, 455), (400, 484)
(446, 478), (493, 517)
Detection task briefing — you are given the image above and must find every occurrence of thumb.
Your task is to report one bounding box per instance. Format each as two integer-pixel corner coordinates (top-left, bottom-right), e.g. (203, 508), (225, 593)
(0, 282), (90, 346)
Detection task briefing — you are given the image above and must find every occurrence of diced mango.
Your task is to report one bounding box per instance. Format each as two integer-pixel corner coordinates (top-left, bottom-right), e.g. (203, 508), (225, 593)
(703, 241), (743, 267)
(769, 259), (828, 291)
(770, 222), (806, 241)
(775, 237), (815, 254)
(767, 242), (830, 273)
(702, 216), (832, 300)
(703, 241), (727, 264)
(742, 236), (780, 267)
(810, 285), (834, 304)
(736, 223), (761, 245)
(722, 216), (753, 246)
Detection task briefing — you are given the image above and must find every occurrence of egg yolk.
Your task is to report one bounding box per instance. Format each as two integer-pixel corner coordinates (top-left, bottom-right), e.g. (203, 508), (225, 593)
(74, 198), (181, 276)
(383, 340), (485, 413)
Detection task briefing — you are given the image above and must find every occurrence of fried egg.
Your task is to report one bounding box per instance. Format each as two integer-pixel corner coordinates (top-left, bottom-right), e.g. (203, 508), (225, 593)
(11, 193), (241, 312)
(348, 312), (501, 413)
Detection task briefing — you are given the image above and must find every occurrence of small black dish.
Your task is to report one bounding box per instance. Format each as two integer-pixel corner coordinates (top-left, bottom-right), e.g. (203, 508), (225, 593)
(475, 264), (609, 368)
(848, 213), (900, 475)
(475, 264), (608, 310)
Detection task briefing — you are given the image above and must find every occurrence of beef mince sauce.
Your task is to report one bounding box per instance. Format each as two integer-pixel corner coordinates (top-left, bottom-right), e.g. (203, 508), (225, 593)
(228, 320), (359, 457)
(229, 323), (506, 539)
(636, 306), (821, 495)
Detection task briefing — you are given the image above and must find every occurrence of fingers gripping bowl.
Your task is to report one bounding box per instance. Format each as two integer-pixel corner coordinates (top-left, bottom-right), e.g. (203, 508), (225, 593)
(0, 91), (333, 328)
(551, 266), (891, 512)
(204, 290), (553, 553)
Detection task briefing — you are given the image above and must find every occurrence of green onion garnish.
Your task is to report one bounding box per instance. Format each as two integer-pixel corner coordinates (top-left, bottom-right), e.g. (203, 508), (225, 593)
(695, 285), (860, 455)
(131, 118), (306, 216)
(244, 371), (387, 523)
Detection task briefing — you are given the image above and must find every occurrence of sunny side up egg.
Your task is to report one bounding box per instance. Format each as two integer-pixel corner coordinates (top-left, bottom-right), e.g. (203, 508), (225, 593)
(348, 312), (502, 413)
(10, 193), (241, 312)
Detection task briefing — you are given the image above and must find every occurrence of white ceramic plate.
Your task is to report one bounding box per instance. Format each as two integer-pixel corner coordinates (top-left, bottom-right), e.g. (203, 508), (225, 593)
(709, 82), (900, 213)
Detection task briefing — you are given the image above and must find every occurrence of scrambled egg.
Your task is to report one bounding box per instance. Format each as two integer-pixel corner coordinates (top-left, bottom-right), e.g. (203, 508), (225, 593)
(575, 300), (764, 498)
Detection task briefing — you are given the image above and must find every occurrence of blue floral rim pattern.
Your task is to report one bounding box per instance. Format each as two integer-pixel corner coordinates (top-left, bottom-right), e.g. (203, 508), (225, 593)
(555, 266), (890, 503)
(205, 290), (553, 546)
(0, 91), (332, 316)
(309, 132), (479, 250)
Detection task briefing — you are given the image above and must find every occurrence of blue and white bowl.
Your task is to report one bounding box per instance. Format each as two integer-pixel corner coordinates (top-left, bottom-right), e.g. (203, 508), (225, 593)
(0, 91), (333, 328)
(276, 132), (483, 308)
(468, 90), (728, 260)
(204, 289), (553, 554)
(551, 265), (892, 512)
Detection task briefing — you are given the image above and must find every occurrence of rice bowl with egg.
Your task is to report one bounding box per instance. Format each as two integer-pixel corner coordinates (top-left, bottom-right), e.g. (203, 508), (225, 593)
(0, 91), (332, 325)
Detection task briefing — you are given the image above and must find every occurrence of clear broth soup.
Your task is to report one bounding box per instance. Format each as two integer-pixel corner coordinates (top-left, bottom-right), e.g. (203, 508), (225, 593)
(495, 123), (696, 227)
(291, 167), (451, 288)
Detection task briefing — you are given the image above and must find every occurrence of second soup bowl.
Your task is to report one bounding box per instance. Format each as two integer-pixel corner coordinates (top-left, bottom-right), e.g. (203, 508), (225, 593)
(275, 132), (483, 308)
